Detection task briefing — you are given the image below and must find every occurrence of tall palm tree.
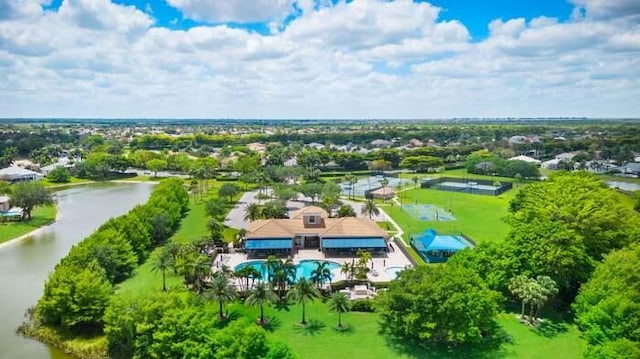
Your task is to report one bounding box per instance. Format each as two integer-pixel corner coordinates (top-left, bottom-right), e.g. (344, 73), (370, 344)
(310, 261), (331, 289)
(246, 282), (278, 325)
(360, 199), (380, 220)
(340, 262), (355, 286)
(379, 178), (390, 202)
(150, 250), (172, 292)
(205, 274), (237, 320)
(244, 203), (262, 221)
(287, 278), (320, 325)
(345, 174), (358, 199)
(234, 266), (251, 293)
(328, 292), (351, 329)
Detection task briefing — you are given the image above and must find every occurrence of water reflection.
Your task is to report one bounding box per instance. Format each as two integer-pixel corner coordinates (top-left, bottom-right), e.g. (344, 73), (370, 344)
(0, 183), (154, 359)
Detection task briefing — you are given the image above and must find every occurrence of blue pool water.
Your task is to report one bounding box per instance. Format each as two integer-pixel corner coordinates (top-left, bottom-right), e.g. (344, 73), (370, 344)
(234, 259), (341, 281)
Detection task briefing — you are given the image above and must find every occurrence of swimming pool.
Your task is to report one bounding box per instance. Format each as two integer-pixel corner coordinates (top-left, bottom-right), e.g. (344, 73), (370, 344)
(385, 266), (405, 280)
(233, 259), (341, 281)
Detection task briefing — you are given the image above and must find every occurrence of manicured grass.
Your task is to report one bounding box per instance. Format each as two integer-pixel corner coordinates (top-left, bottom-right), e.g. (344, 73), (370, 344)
(226, 300), (585, 359)
(0, 204), (56, 244)
(389, 186), (519, 244)
(496, 314), (585, 359)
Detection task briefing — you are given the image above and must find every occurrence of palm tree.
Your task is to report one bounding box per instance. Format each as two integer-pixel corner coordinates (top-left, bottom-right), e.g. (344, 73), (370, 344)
(287, 278), (320, 325)
(345, 174), (358, 199)
(207, 218), (224, 242)
(234, 266), (251, 293)
(379, 178), (389, 202)
(310, 261), (332, 289)
(509, 275), (530, 319)
(341, 262), (354, 286)
(164, 242), (181, 274)
(533, 276), (558, 321)
(244, 203), (262, 221)
(328, 292), (351, 329)
(177, 254), (211, 294)
(360, 199), (380, 220)
(150, 250), (172, 292)
(205, 274), (237, 320)
(246, 282), (278, 325)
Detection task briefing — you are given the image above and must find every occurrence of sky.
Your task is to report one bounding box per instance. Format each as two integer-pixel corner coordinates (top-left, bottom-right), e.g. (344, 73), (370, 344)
(0, 0), (639, 119)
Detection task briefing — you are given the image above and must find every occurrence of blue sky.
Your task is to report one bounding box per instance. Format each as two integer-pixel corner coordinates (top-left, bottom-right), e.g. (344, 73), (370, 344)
(43, 0), (576, 39)
(3, 0), (638, 118)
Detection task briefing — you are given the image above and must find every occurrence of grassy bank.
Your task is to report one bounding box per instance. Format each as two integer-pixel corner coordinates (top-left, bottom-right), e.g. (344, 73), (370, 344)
(0, 204), (56, 244)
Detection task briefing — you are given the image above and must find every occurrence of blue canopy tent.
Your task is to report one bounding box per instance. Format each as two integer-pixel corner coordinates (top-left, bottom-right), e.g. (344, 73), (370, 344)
(410, 229), (473, 263)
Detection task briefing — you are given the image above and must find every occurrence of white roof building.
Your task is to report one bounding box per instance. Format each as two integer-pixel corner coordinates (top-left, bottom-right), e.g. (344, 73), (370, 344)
(0, 166), (44, 182)
(507, 155), (541, 164)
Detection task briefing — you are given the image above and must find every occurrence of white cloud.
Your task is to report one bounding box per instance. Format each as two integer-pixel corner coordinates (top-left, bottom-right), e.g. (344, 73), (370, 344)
(570, 0), (640, 20)
(0, 0), (639, 118)
(166, 0), (296, 23)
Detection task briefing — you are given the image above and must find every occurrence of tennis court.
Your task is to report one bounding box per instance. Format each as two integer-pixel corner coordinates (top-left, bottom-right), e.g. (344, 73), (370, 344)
(341, 176), (411, 197)
(438, 181), (500, 191)
(401, 204), (455, 221)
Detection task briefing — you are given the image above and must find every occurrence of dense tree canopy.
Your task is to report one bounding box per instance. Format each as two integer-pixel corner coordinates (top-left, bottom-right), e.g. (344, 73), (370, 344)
(105, 293), (294, 359)
(35, 179), (189, 333)
(47, 166), (71, 183)
(377, 265), (501, 347)
(573, 245), (640, 358)
(37, 261), (112, 332)
(506, 172), (639, 300)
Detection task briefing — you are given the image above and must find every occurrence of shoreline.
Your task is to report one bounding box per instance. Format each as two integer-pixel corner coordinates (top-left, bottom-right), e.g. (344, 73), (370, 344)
(0, 208), (61, 249)
(0, 180), (158, 249)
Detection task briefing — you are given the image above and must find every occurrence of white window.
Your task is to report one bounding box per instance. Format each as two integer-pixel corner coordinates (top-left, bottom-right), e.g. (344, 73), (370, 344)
(308, 215), (316, 224)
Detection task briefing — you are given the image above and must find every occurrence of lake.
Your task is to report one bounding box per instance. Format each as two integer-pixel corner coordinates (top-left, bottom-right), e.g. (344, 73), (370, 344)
(0, 183), (154, 359)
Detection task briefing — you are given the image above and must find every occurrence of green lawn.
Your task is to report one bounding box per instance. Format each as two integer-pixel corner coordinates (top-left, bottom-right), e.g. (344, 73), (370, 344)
(0, 204), (56, 244)
(225, 300), (585, 359)
(389, 186), (518, 244)
(42, 176), (94, 188)
(496, 314), (585, 359)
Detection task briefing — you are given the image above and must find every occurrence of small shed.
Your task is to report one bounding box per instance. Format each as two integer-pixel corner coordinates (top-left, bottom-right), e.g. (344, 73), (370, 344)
(369, 186), (395, 200)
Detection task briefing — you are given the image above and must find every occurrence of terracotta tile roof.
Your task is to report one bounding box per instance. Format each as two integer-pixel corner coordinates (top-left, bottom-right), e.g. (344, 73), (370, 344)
(291, 206), (329, 219)
(321, 217), (388, 238)
(370, 187), (395, 195)
(246, 219), (295, 238)
(246, 217), (387, 239)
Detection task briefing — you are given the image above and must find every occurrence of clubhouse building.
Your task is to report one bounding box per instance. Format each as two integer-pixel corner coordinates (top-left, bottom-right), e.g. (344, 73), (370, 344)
(244, 206), (389, 258)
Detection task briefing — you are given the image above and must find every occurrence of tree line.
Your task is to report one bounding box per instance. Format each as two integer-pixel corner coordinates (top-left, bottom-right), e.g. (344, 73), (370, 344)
(29, 179), (189, 334)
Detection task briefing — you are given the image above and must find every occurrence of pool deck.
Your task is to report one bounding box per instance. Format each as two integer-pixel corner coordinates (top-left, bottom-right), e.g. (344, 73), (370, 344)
(216, 248), (412, 283)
